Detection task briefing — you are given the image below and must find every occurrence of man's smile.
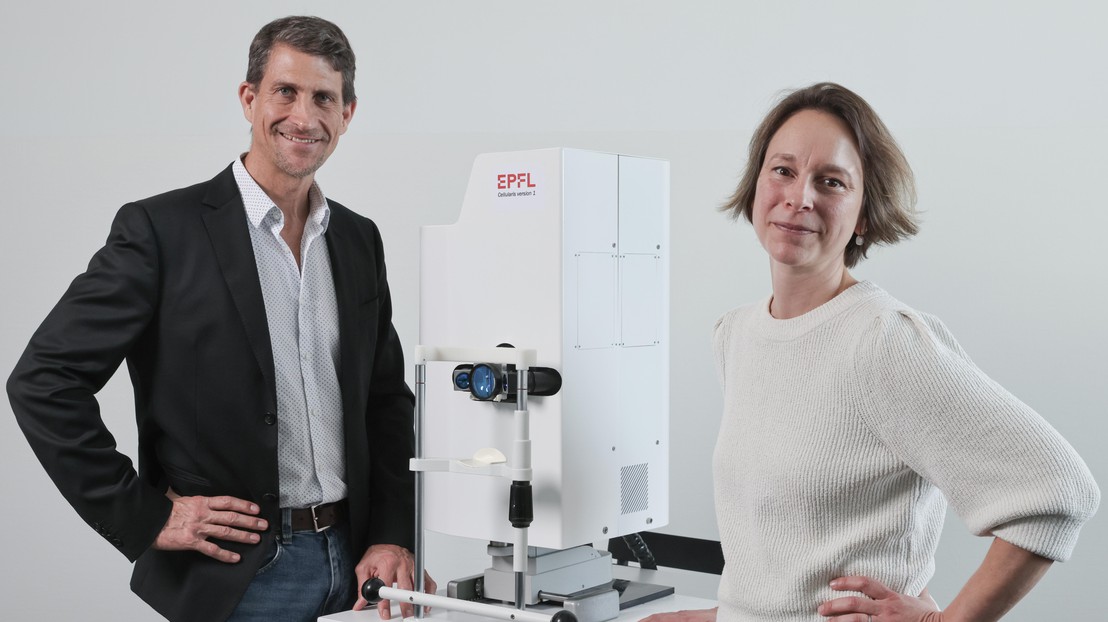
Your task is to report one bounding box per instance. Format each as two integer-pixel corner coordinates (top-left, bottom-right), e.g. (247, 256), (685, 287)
(280, 132), (321, 144)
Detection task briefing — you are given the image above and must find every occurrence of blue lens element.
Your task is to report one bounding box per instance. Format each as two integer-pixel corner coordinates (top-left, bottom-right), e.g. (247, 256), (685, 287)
(470, 364), (498, 400)
(454, 371), (470, 390)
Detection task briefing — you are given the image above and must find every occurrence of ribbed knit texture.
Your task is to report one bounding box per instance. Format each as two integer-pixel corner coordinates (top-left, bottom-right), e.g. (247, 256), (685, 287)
(712, 281), (1099, 622)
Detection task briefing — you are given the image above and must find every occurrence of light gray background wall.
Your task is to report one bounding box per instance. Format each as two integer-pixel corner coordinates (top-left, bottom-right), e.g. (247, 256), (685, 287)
(1, 1), (1104, 620)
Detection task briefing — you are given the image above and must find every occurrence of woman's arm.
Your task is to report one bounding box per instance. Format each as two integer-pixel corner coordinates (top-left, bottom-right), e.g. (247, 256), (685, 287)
(939, 537), (1052, 621)
(820, 537), (1053, 621)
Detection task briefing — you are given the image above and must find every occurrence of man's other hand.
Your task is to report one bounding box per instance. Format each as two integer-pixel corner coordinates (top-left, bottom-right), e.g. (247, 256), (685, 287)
(352, 543), (438, 619)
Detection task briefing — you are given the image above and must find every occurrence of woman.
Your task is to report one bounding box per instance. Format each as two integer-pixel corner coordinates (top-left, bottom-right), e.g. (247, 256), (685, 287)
(651, 83), (1099, 622)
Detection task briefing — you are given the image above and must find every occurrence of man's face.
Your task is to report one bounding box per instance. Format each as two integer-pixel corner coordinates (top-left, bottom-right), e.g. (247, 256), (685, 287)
(239, 43), (354, 184)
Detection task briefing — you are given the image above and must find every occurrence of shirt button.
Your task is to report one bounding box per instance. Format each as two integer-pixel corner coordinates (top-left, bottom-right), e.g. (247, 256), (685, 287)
(264, 412), (276, 425)
(263, 493), (278, 502)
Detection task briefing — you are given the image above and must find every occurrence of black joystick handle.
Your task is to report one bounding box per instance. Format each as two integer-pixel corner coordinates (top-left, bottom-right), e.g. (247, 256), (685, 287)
(550, 611), (578, 622)
(361, 577), (386, 604)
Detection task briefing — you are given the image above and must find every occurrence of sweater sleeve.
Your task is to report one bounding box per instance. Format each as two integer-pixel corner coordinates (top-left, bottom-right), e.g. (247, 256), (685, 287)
(713, 308), (740, 391)
(854, 309), (1099, 561)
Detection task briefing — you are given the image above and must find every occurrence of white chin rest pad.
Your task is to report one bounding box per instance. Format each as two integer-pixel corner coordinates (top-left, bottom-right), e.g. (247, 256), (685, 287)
(460, 447), (507, 467)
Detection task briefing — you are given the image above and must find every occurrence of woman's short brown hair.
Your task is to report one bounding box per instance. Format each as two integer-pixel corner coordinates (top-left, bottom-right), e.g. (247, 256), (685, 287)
(723, 82), (918, 268)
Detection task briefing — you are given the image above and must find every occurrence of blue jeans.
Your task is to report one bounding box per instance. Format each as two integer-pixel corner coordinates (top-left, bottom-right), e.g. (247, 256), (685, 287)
(228, 508), (357, 622)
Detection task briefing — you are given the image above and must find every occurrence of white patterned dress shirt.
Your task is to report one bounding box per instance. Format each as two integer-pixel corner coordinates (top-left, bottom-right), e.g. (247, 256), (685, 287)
(232, 157), (346, 508)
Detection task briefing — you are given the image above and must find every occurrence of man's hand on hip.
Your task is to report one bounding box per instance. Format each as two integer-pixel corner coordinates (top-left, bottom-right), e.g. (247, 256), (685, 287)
(152, 488), (268, 563)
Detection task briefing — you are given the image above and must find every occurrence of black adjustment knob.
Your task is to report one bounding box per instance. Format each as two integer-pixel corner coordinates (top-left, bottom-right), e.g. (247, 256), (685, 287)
(509, 481), (533, 528)
(361, 577), (386, 604)
(551, 611), (578, 622)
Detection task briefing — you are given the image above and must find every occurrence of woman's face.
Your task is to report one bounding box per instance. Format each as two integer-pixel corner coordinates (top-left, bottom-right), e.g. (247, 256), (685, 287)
(752, 109), (865, 275)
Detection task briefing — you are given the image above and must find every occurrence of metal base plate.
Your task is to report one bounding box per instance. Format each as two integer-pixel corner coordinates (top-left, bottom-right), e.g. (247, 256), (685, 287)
(611, 579), (675, 609)
(445, 574), (675, 622)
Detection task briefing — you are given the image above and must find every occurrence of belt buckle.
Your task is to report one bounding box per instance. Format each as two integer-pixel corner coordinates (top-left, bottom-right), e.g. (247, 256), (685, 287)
(310, 503), (331, 533)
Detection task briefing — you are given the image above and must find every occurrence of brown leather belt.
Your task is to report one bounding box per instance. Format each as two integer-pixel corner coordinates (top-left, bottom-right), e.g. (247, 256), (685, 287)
(289, 500), (346, 532)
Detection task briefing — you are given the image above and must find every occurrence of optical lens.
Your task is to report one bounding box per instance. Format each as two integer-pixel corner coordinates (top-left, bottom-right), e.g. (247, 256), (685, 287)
(471, 364), (498, 400)
(454, 371), (470, 391)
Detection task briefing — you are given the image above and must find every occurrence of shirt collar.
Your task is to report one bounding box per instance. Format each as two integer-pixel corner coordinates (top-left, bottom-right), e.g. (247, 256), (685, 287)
(232, 156), (331, 231)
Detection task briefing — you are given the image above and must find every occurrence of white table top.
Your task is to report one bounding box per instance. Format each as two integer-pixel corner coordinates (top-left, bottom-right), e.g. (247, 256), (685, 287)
(320, 592), (715, 622)
(320, 566), (718, 622)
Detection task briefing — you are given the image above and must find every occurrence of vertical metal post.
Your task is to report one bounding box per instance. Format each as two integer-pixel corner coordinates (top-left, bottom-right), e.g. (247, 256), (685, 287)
(414, 362), (427, 619)
(513, 368), (529, 610)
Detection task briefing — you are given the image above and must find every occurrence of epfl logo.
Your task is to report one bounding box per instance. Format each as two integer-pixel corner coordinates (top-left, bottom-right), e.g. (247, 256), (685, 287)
(496, 172), (536, 190)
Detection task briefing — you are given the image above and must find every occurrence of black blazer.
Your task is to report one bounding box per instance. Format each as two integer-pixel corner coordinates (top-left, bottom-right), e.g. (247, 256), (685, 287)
(7, 165), (416, 621)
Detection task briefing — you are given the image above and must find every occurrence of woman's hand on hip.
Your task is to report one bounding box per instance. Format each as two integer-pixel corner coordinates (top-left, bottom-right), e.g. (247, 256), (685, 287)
(819, 576), (942, 622)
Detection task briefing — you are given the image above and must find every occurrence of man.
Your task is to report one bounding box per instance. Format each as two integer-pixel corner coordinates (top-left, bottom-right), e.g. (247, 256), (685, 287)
(7, 15), (434, 621)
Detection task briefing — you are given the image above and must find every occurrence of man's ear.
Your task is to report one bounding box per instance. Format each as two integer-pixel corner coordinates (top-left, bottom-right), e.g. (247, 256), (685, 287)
(239, 81), (257, 122)
(339, 98), (357, 135)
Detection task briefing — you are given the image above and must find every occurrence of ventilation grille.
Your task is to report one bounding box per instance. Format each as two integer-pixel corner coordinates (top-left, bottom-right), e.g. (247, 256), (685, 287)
(620, 463), (649, 514)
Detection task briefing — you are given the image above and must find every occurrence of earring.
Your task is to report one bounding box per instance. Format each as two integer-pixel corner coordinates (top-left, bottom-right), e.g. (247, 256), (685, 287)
(854, 234), (864, 246)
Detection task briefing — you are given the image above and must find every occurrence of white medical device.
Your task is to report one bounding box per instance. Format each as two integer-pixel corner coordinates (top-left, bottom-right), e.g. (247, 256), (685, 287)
(400, 148), (670, 622)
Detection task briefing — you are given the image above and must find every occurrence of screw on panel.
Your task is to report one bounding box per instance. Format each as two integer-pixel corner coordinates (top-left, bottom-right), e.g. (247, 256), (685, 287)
(602, 527), (609, 534)
(646, 518), (653, 524)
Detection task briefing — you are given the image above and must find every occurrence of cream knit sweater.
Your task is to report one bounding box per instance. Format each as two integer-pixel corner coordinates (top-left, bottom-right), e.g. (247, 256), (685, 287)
(711, 281), (1099, 622)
